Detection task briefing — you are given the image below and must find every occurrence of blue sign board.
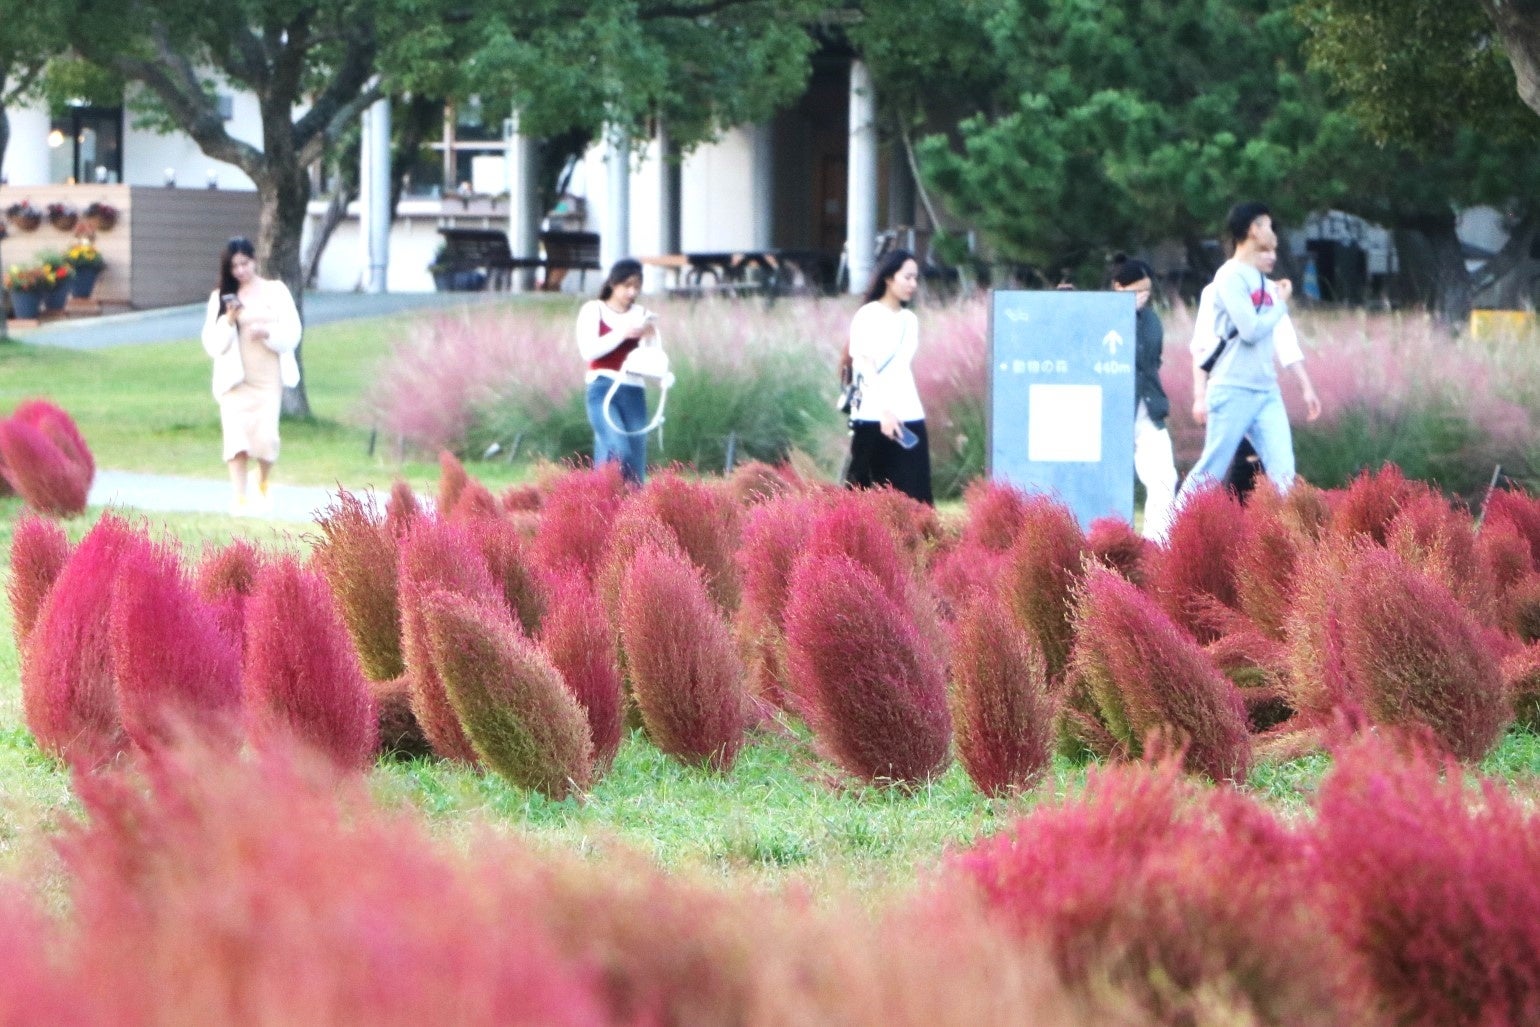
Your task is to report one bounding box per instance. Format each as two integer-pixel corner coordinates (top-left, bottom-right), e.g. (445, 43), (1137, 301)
(988, 291), (1137, 529)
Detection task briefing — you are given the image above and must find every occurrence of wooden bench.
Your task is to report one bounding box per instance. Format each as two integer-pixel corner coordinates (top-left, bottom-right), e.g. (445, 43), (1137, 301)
(436, 228), (601, 292)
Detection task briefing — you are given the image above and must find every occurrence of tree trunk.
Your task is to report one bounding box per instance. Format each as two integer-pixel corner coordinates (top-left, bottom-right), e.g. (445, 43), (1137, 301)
(1182, 235), (1225, 302)
(1482, 0), (1540, 119)
(1392, 212), (1473, 326)
(302, 185), (354, 288)
(256, 161), (315, 419)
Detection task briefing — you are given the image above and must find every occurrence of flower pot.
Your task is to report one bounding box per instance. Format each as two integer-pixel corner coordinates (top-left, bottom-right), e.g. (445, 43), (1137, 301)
(44, 282), (70, 312)
(70, 266), (102, 298)
(49, 213), (79, 232)
(8, 291), (43, 319)
(85, 211), (118, 232)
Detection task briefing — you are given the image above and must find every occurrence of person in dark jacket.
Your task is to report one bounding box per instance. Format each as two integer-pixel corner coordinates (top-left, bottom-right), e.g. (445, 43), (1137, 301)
(1112, 257), (1177, 543)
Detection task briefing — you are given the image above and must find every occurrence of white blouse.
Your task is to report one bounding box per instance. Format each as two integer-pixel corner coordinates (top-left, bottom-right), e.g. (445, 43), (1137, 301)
(199, 279), (302, 398)
(848, 301), (923, 423)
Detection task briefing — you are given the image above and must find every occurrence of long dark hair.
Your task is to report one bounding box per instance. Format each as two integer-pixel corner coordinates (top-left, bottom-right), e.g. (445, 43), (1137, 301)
(599, 258), (644, 301)
(218, 236), (257, 316)
(863, 248), (917, 305)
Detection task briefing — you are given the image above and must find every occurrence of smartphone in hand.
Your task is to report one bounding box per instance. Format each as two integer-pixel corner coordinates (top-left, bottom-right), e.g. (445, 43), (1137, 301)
(222, 293), (240, 308)
(896, 424), (919, 449)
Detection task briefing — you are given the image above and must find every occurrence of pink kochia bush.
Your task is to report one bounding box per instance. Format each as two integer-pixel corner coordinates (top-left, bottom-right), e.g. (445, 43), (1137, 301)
(243, 556), (378, 770)
(1151, 483), (1247, 642)
(949, 594), (1057, 796)
(997, 495), (1086, 682)
(193, 538), (264, 653)
(21, 514), (142, 767)
(0, 398), (95, 517)
(1313, 733), (1540, 1024)
(539, 572), (625, 773)
(1070, 566), (1251, 783)
(619, 544), (749, 769)
(421, 589), (594, 798)
(7, 514), (70, 652)
(950, 761), (1360, 1024)
(108, 537), (243, 754)
(311, 489), (405, 682)
(784, 552), (952, 786)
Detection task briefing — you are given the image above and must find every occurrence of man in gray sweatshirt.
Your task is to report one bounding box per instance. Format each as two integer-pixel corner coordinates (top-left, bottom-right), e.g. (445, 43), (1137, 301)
(1178, 201), (1321, 501)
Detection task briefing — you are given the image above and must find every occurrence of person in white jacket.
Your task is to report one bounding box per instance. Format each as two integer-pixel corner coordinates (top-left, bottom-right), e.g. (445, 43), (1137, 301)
(199, 237), (302, 515)
(575, 258), (660, 484)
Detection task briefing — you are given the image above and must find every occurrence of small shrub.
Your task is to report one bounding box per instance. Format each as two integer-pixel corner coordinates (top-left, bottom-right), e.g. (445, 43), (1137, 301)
(959, 478), (1031, 551)
(949, 594), (1057, 795)
(929, 539), (1008, 620)
(723, 459), (798, 506)
(1232, 486), (1310, 641)
(538, 572), (625, 774)
(1084, 517), (1148, 587)
(7, 514), (70, 653)
(312, 489), (404, 681)
(21, 514), (142, 767)
(1482, 486), (1540, 567)
(1070, 566), (1252, 783)
(997, 495), (1086, 681)
(1151, 483), (1245, 642)
(784, 552), (951, 786)
(619, 545), (749, 770)
(1313, 733), (1540, 1024)
(1385, 490), (1492, 624)
(951, 760), (1358, 1024)
(193, 539), (264, 652)
(806, 491), (915, 599)
(437, 449), (471, 514)
(529, 463), (628, 583)
(0, 416), (90, 517)
(634, 470), (743, 611)
(244, 557), (379, 770)
(421, 589), (594, 799)
(384, 479), (422, 539)
(1327, 463), (1426, 545)
(476, 515), (548, 635)
(736, 494), (819, 630)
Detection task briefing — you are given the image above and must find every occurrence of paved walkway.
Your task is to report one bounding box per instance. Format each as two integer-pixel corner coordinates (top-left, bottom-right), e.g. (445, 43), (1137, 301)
(88, 469), (339, 523)
(7, 289), (508, 351)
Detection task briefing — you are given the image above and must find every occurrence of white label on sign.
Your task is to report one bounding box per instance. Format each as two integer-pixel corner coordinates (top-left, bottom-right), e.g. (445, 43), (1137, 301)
(1027, 384), (1102, 462)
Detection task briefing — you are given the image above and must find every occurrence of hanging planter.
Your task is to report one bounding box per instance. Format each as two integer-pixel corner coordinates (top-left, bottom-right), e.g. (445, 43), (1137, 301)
(5, 201), (43, 232)
(83, 201), (119, 233)
(46, 203), (79, 233)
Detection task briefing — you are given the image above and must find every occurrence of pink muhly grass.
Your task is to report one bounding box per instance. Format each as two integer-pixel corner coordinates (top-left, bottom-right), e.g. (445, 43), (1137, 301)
(193, 538), (264, 652)
(1312, 733), (1540, 1025)
(996, 494), (1086, 682)
(7, 513), (70, 653)
(619, 544), (750, 769)
(949, 594), (1057, 796)
(0, 417), (90, 517)
(634, 469), (743, 611)
(475, 515), (548, 635)
(21, 513), (143, 768)
(311, 488), (404, 682)
(398, 517), (501, 763)
(960, 477), (1032, 551)
(1327, 463), (1429, 545)
(1482, 486), (1540, 568)
(57, 732), (603, 1024)
(1150, 483), (1246, 642)
(783, 552), (951, 786)
(1085, 517), (1149, 587)
(538, 572), (625, 774)
(109, 537), (243, 753)
(1069, 565), (1252, 783)
(529, 462), (628, 583)
(949, 760), (1359, 1023)
(244, 556), (379, 770)
(1288, 543), (1510, 762)
(420, 589), (594, 799)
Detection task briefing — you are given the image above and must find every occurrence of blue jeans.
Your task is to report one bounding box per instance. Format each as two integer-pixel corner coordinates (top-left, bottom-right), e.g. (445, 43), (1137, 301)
(586, 378), (647, 484)
(1179, 384), (1295, 499)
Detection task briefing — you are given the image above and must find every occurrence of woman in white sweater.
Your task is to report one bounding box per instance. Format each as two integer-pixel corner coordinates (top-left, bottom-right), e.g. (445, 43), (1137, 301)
(199, 237), (301, 515)
(575, 258), (659, 484)
(845, 248), (932, 504)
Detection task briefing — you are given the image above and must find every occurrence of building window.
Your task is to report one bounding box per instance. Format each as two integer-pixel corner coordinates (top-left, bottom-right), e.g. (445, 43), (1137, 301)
(48, 106), (124, 184)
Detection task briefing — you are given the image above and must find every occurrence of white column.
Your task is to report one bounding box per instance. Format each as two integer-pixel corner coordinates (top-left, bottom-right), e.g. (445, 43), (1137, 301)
(505, 114), (540, 291)
(3, 106), (52, 185)
(365, 96), (391, 293)
(601, 128), (631, 271)
(751, 121), (774, 251)
(845, 59), (879, 295)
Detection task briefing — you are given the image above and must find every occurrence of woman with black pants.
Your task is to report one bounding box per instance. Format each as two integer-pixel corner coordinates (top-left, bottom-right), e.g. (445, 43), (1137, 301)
(845, 248), (932, 505)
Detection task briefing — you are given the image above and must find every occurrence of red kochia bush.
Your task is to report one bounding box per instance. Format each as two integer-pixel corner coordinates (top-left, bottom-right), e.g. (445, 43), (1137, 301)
(57, 733), (604, 1024)
(949, 594), (1057, 795)
(244, 557), (378, 770)
(1084, 517), (1148, 587)
(1481, 486), (1540, 568)
(997, 495), (1086, 681)
(951, 762), (1358, 1024)
(193, 538), (264, 652)
(109, 538), (243, 753)
(0, 416), (90, 516)
(7, 514), (70, 652)
(312, 489), (404, 682)
(733, 495), (819, 708)
(1313, 734), (1540, 1025)
(398, 518), (501, 763)
(436, 449), (471, 514)
(1328, 463), (1426, 545)
(960, 478), (1031, 551)
(619, 545), (749, 770)
(1070, 566), (1251, 783)
(1150, 483), (1245, 642)
(421, 589), (594, 798)
(1289, 544), (1510, 762)
(21, 514), (142, 767)
(475, 515), (548, 635)
(634, 470), (743, 611)
(784, 552), (951, 786)
(539, 572), (625, 773)
(529, 462), (627, 583)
